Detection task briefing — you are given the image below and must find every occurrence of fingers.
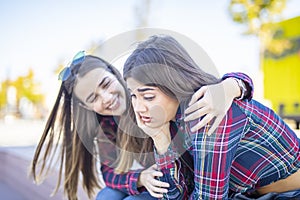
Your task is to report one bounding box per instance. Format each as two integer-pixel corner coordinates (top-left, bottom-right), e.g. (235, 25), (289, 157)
(185, 99), (206, 115)
(151, 170), (164, 178)
(148, 183), (168, 198)
(145, 164), (161, 176)
(190, 113), (214, 132)
(144, 164), (164, 180)
(188, 86), (207, 106)
(150, 178), (170, 189)
(147, 178), (169, 198)
(207, 115), (224, 136)
(184, 106), (209, 122)
(143, 165), (170, 198)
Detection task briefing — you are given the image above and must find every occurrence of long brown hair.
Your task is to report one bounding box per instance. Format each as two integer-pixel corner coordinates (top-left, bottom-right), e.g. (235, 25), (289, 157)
(115, 103), (155, 173)
(117, 35), (221, 172)
(30, 55), (127, 200)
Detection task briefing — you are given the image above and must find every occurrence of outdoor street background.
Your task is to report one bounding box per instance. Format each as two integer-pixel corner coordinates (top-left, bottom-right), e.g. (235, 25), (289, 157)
(0, 0), (300, 199)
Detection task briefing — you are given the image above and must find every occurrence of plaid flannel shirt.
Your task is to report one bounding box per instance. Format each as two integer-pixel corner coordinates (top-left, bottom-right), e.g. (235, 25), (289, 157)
(155, 122), (195, 200)
(169, 97), (300, 200)
(96, 116), (145, 195)
(97, 72), (254, 196)
(152, 72), (255, 199)
(184, 99), (300, 200)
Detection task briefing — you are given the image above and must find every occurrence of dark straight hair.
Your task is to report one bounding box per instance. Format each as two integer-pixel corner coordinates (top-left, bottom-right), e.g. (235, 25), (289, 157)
(30, 55), (128, 199)
(116, 35), (221, 173)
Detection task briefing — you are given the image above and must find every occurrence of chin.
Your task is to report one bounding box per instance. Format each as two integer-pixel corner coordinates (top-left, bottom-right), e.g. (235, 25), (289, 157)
(111, 110), (122, 116)
(146, 123), (162, 129)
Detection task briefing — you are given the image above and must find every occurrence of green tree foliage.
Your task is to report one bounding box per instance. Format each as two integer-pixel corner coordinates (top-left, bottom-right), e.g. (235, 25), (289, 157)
(11, 68), (44, 105)
(0, 80), (9, 110)
(228, 0), (286, 35)
(0, 69), (45, 115)
(228, 0), (290, 56)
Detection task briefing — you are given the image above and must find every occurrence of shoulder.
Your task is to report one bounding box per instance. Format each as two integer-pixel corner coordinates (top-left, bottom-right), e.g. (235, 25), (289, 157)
(234, 99), (277, 121)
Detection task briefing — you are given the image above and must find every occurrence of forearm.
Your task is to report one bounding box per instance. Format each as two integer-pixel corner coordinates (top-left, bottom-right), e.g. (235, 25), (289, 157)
(101, 164), (143, 195)
(222, 78), (242, 100)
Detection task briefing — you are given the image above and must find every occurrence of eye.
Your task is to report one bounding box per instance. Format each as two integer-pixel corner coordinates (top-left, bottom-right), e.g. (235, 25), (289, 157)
(87, 94), (98, 103)
(144, 94), (155, 101)
(102, 80), (111, 89)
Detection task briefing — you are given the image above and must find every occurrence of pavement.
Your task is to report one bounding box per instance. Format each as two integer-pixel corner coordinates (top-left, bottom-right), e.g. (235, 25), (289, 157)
(0, 119), (96, 200)
(0, 181), (28, 200)
(0, 119), (51, 200)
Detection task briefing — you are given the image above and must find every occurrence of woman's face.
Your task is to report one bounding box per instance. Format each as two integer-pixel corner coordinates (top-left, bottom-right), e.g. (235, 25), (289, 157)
(126, 77), (179, 129)
(74, 68), (126, 116)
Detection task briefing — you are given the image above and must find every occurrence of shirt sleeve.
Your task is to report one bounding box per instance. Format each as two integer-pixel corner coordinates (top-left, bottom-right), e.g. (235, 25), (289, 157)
(101, 164), (144, 195)
(96, 127), (144, 195)
(154, 143), (188, 200)
(222, 72), (254, 100)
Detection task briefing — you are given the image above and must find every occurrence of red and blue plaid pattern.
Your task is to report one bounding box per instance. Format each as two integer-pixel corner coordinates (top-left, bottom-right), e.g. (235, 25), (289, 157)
(97, 72), (255, 197)
(186, 99), (300, 199)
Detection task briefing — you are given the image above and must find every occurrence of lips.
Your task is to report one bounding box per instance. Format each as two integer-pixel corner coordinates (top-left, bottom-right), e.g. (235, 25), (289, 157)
(139, 114), (152, 123)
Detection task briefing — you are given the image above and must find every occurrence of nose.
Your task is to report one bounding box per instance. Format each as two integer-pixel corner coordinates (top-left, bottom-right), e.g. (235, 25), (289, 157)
(101, 91), (113, 105)
(93, 90), (113, 111)
(133, 98), (147, 113)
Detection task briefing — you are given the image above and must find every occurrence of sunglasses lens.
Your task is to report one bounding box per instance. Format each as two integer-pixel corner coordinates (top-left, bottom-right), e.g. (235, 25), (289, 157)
(58, 67), (71, 81)
(72, 51), (85, 66)
(58, 50), (86, 81)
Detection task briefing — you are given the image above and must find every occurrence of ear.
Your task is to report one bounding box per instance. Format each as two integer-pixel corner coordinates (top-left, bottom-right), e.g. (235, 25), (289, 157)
(79, 102), (93, 111)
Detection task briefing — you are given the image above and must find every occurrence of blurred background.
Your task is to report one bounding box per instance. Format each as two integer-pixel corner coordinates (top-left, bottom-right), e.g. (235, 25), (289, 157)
(0, 0), (299, 199)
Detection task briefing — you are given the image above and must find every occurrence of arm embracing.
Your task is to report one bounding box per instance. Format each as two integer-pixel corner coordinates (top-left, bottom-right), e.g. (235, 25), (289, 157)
(101, 164), (143, 195)
(185, 72), (254, 135)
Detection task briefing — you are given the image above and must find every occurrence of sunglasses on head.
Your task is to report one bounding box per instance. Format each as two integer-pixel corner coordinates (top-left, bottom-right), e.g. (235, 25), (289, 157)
(58, 50), (86, 81)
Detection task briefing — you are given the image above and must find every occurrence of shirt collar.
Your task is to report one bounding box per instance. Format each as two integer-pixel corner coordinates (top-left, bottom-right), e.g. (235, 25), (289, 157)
(175, 105), (185, 124)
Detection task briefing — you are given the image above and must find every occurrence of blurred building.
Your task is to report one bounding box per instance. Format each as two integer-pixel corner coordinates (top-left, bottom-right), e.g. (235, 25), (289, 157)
(263, 16), (300, 113)
(262, 16), (300, 129)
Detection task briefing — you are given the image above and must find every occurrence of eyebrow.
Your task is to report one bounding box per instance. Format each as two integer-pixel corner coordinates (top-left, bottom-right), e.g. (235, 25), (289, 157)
(137, 88), (155, 92)
(85, 76), (109, 102)
(128, 87), (155, 93)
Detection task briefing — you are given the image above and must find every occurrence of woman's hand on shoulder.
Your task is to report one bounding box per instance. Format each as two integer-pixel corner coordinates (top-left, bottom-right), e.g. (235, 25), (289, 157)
(184, 79), (238, 136)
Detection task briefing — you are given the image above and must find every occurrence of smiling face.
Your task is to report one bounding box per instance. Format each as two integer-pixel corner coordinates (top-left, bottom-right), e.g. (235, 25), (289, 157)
(74, 68), (126, 116)
(127, 77), (179, 129)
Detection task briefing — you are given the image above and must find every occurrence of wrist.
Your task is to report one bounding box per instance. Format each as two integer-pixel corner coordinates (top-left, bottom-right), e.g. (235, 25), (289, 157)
(137, 170), (145, 188)
(232, 78), (247, 100)
(223, 78), (241, 99)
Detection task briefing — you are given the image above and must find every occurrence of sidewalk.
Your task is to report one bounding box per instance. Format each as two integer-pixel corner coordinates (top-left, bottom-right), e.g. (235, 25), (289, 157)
(0, 119), (44, 199)
(0, 146), (65, 200)
(0, 181), (27, 200)
(0, 145), (92, 200)
(0, 119), (91, 200)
